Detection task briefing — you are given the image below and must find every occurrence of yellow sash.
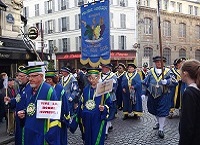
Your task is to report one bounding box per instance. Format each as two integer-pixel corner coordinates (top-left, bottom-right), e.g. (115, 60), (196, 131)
(150, 68), (170, 82)
(62, 74), (72, 87)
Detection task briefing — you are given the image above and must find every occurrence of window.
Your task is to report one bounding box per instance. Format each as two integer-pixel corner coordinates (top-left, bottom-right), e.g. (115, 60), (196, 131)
(75, 14), (80, 30)
(163, 21), (171, 37)
(47, 0), (53, 13)
(23, 6), (29, 18)
(144, 0), (150, 7)
(158, 0), (162, 9)
(48, 20), (54, 34)
(118, 36), (126, 50)
(179, 23), (186, 38)
(144, 17), (153, 35)
(75, 36), (81, 51)
(177, 2), (182, 13)
(62, 38), (70, 52)
(163, 48), (171, 65)
(110, 35), (114, 50)
(49, 40), (54, 53)
(110, 13), (114, 28)
(170, 1), (175, 12)
(61, 0), (66, 10)
(61, 17), (67, 31)
(195, 49), (200, 61)
(189, 5), (193, 15)
(110, 0), (113, 5)
(196, 25), (200, 39)
(194, 6), (198, 15)
(179, 48), (186, 58)
(120, 14), (126, 29)
(144, 47), (153, 67)
(35, 4), (39, 16)
(164, 0), (169, 10)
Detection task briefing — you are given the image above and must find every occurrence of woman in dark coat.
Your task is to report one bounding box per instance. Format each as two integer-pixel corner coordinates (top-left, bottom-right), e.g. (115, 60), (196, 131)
(179, 59), (200, 145)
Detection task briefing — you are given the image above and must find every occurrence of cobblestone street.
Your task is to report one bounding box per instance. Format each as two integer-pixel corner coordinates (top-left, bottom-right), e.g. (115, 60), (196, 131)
(68, 100), (180, 145)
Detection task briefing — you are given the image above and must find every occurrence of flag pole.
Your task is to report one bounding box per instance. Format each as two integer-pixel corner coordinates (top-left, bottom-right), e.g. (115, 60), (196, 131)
(157, 0), (164, 79)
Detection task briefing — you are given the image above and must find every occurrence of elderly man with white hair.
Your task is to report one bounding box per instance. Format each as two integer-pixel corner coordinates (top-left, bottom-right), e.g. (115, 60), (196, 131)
(17, 65), (61, 145)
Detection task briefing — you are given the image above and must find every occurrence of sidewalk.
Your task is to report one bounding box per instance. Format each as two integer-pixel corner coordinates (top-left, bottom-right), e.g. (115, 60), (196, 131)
(0, 119), (14, 145)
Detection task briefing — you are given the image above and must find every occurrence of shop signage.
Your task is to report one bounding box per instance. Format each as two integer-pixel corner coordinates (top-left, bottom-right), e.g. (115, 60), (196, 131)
(63, 54), (81, 59)
(6, 14), (14, 24)
(0, 53), (10, 58)
(28, 26), (39, 40)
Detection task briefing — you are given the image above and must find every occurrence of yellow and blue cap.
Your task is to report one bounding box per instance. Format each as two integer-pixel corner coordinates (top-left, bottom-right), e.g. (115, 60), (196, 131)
(87, 68), (101, 75)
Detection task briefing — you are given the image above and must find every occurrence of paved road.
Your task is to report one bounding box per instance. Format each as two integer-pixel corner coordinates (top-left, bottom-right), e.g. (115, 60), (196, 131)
(1, 100), (180, 145)
(68, 110), (180, 145)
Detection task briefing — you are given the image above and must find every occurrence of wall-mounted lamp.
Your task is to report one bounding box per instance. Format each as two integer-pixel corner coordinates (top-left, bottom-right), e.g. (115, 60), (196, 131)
(174, 46), (176, 51)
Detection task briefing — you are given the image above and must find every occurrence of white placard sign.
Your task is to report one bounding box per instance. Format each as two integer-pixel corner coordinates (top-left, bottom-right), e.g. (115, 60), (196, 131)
(96, 79), (113, 96)
(36, 100), (61, 119)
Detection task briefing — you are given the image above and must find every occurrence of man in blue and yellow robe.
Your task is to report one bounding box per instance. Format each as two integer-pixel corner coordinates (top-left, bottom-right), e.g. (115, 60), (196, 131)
(121, 63), (143, 120)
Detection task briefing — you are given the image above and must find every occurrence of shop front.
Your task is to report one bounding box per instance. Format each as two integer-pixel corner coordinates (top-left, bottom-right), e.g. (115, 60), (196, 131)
(0, 37), (37, 77)
(56, 50), (136, 70)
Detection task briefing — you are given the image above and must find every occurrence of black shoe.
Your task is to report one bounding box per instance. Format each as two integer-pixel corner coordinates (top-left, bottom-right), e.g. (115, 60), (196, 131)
(105, 134), (108, 140)
(123, 115), (128, 120)
(153, 123), (159, 130)
(108, 126), (113, 132)
(158, 130), (164, 139)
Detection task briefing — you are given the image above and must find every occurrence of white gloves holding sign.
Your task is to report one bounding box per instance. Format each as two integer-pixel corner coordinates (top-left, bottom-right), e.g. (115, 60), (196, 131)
(161, 79), (167, 85)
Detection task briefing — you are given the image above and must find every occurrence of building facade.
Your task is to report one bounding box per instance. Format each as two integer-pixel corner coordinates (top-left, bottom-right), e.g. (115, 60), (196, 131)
(137, 0), (200, 67)
(23, 0), (137, 69)
(0, 0), (37, 77)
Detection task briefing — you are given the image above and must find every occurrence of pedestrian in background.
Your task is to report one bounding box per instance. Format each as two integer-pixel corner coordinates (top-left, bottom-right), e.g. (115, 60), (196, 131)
(0, 74), (6, 123)
(4, 78), (17, 136)
(179, 59), (200, 145)
(115, 63), (126, 110)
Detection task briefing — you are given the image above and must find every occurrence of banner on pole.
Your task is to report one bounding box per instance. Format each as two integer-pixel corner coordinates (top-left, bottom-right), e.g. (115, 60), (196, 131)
(80, 0), (110, 67)
(36, 100), (61, 119)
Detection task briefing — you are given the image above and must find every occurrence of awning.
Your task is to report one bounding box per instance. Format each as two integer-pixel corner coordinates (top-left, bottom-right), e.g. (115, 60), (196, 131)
(0, 0), (7, 11)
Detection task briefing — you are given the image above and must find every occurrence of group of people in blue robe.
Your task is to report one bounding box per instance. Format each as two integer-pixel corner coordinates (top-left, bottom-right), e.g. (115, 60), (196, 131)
(2, 55), (190, 144)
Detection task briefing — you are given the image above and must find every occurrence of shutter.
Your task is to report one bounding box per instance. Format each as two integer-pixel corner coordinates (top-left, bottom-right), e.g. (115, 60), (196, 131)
(66, 16), (69, 31)
(118, 36), (121, 50)
(26, 6), (29, 17)
(58, 39), (62, 52)
(75, 37), (78, 51)
(44, 1), (47, 14)
(45, 21), (48, 34)
(58, 0), (61, 11)
(66, 0), (69, 8)
(124, 36), (126, 50)
(52, 0), (55, 12)
(126, 0), (128, 7)
(58, 18), (61, 32)
(53, 19), (56, 33)
(67, 38), (70, 51)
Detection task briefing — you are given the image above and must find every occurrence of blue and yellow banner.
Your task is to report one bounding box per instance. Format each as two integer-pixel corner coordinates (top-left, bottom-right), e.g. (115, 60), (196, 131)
(80, 0), (110, 67)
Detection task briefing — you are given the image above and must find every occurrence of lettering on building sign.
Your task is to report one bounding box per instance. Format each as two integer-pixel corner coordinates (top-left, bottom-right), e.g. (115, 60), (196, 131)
(28, 27), (39, 40)
(64, 54), (81, 59)
(0, 53), (10, 58)
(111, 52), (129, 57)
(6, 14), (15, 24)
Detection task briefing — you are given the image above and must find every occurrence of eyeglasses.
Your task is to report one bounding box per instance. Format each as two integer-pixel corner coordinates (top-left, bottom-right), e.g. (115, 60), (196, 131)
(27, 74), (40, 79)
(18, 75), (26, 78)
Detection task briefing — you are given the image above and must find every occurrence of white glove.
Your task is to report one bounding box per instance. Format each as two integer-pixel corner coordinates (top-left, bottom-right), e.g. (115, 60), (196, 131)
(161, 79), (167, 85)
(141, 95), (146, 101)
(68, 97), (73, 102)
